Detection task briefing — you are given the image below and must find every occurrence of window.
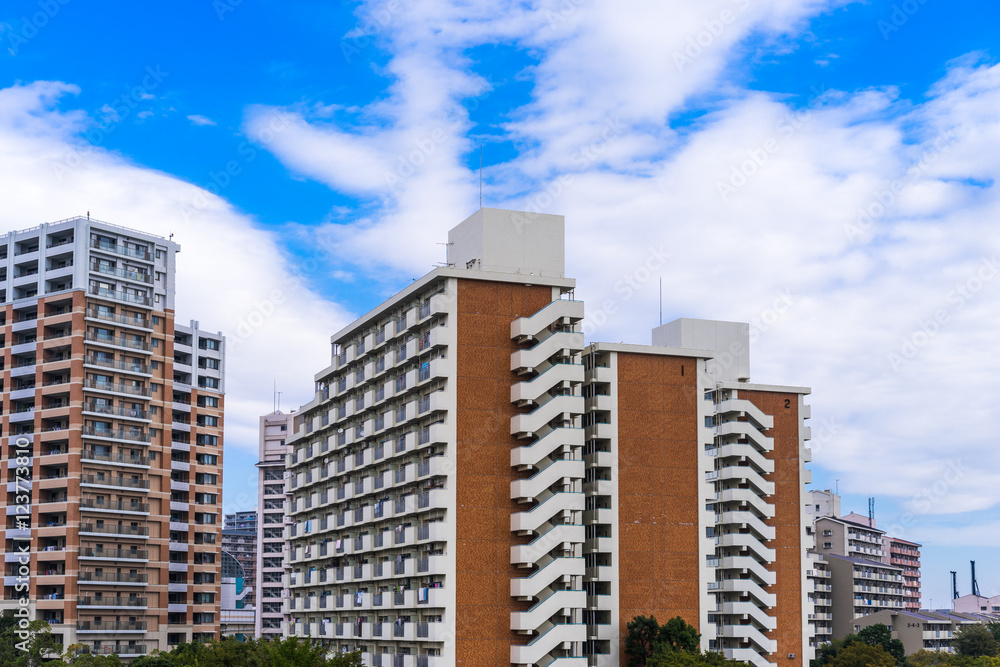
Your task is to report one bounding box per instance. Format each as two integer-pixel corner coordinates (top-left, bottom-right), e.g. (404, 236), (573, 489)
(195, 493), (217, 505)
(200, 358), (220, 370)
(194, 513), (217, 525)
(151, 361), (159, 370)
(193, 593), (215, 604)
(199, 338), (220, 351)
(196, 453), (218, 465)
(192, 613), (215, 624)
(200, 377), (220, 389)
(195, 473), (218, 484)
(198, 416), (219, 427)
(198, 396), (219, 408)
(196, 434), (219, 446)
(152, 315), (160, 325)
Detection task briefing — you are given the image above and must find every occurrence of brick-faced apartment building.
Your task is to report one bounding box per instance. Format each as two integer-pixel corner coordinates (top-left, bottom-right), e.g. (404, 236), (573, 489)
(0, 216), (225, 658)
(281, 208), (815, 667)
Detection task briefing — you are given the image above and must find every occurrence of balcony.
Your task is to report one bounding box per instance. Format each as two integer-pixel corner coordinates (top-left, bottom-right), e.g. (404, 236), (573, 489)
(85, 308), (150, 330)
(90, 239), (151, 261)
(83, 403), (150, 421)
(85, 331), (152, 352)
(88, 285), (151, 306)
(77, 620), (147, 633)
(82, 426), (150, 443)
(78, 571), (148, 584)
(84, 356), (150, 375)
(83, 379), (152, 397)
(79, 500), (150, 514)
(81, 450), (150, 467)
(80, 523), (149, 538)
(89, 262), (153, 284)
(79, 548), (149, 561)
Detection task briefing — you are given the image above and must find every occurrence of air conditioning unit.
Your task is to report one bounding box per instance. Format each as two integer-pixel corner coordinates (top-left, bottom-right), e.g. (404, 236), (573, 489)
(788, 654), (796, 660)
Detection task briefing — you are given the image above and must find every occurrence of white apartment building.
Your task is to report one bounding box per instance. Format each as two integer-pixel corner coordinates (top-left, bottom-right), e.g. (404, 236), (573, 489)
(256, 410), (295, 638)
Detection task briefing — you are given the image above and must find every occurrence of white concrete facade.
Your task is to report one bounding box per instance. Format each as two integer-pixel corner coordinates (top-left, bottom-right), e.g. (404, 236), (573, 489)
(255, 410), (294, 638)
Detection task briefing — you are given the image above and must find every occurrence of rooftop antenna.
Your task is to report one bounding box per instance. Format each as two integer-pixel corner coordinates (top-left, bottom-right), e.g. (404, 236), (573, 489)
(972, 561), (982, 597)
(951, 571), (959, 600)
(479, 145), (483, 209)
(835, 479), (839, 496)
(87, 211), (90, 220)
(435, 242), (454, 268)
(868, 496), (875, 527)
(659, 277), (662, 326)
(273, 380), (282, 413)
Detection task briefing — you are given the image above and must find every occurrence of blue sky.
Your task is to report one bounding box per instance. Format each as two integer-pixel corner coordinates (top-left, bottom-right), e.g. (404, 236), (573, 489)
(2, 0), (999, 608)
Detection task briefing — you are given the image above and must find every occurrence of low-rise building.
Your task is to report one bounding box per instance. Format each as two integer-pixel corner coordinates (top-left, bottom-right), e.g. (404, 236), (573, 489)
(825, 554), (905, 638)
(853, 609), (1000, 655)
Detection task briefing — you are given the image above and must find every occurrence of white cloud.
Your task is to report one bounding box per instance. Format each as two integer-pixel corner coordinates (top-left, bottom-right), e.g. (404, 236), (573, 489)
(187, 114), (217, 126)
(0, 82), (352, 497)
(244, 2), (1000, 534)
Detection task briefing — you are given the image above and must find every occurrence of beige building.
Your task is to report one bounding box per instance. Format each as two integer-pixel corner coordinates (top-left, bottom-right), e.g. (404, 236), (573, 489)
(281, 208), (818, 667)
(824, 554), (904, 638)
(0, 216), (225, 658)
(854, 609), (1000, 654)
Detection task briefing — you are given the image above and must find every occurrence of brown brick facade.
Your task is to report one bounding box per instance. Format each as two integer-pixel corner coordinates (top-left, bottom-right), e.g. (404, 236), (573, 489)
(453, 279), (554, 667)
(615, 353), (702, 657)
(742, 390), (804, 667)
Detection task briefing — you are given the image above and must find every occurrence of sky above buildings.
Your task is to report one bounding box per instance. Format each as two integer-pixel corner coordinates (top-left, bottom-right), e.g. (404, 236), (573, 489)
(1, 0), (998, 606)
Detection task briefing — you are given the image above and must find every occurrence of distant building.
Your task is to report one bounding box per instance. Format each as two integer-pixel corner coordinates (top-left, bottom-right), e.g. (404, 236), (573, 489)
(954, 593), (1000, 614)
(883, 537), (921, 611)
(220, 551), (254, 640)
(825, 554), (905, 638)
(221, 517), (257, 609)
(225, 510), (258, 531)
(853, 609), (1000, 655)
(806, 492), (921, 640)
(255, 410), (294, 638)
(807, 554), (833, 648)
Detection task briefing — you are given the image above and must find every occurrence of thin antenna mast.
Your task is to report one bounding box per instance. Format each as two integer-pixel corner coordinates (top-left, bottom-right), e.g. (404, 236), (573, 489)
(479, 145), (483, 209)
(951, 571), (959, 600)
(659, 277), (662, 326)
(868, 497), (875, 527)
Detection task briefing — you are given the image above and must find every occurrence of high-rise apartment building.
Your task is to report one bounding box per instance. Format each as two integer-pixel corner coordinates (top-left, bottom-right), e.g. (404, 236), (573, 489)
(282, 209), (815, 667)
(0, 216), (225, 658)
(223, 510), (258, 609)
(883, 536), (920, 612)
(255, 410), (294, 638)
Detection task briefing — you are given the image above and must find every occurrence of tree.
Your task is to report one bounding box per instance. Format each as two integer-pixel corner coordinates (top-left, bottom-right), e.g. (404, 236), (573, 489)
(659, 616), (702, 653)
(125, 638), (362, 666)
(858, 623), (906, 665)
(908, 649), (956, 667)
(0, 612), (60, 667)
(648, 648), (752, 667)
(828, 643), (896, 667)
(955, 625), (1000, 658)
(626, 616), (664, 667)
(626, 616), (703, 667)
(812, 634), (857, 667)
(988, 624), (1000, 645)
